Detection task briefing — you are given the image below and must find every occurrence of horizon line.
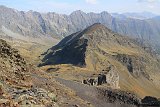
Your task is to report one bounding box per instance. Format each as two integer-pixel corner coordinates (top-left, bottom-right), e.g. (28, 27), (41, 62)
(0, 5), (159, 16)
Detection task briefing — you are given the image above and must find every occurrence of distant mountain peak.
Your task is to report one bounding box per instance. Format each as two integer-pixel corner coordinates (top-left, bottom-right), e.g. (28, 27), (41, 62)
(121, 12), (157, 19)
(70, 10), (86, 15)
(0, 5), (7, 8)
(100, 11), (110, 15)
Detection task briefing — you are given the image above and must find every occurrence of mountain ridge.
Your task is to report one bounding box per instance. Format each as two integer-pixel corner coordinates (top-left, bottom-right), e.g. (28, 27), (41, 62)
(40, 24), (160, 98)
(0, 5), (160, 50)
(112, 12), (157, 19)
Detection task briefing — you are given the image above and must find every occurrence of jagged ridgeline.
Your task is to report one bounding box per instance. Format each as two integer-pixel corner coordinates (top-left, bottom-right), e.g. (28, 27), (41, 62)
(1, 6), (160, 50)
(40, 23), (160, 97)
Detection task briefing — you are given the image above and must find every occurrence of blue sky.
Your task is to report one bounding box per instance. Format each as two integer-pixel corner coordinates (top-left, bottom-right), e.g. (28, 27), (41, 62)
(0, 0), (160, 14)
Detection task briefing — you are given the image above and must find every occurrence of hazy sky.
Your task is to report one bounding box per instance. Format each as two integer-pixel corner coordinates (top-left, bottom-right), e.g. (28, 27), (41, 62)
(0, 0), (160, 14)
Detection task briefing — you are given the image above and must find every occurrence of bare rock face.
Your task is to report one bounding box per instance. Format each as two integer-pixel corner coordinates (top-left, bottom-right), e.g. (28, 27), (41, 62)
(106, 66), (120, 89)
(113, 54), (150, 79)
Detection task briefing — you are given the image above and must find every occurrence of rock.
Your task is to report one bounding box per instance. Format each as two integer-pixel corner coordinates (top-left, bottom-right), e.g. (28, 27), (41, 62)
(0, 99), (17, 107)
(141, 96), (160, 106)
(113, 53), (150, 79)
(48, 93), (57, 102)
(82, 78), (96, 86)
(97, 88), (141, 106)
(0, 39), (33, 87)
(105, 66), (120, 89)
(97, 74), (107, 85)
(0, 99), (10, 104)
(0, 82), (4, 96)
(46, 68), (60, 73)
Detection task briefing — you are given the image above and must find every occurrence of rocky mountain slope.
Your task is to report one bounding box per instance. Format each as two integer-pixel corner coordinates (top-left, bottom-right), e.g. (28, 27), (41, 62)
(40, 23), (160, 98)
(0, 39), (32, 87)
(0, 6), (160, 49)
(0, 39), (94, 107)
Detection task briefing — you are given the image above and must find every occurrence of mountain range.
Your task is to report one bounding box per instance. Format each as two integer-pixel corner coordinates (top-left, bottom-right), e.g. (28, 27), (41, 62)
(0, 5), (160, 51)
(112, 12), (157, 19)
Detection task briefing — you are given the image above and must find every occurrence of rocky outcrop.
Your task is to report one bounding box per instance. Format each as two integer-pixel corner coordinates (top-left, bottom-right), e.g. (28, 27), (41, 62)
(0, 39), (57, 106)
(82, 74), (107, 86)
(113, 54), (150, 79)
(105, 66), (120, 89)
(97, 88), (141, 106)
(0, 39), (33, 87)
(141, 96), (160, 106)
(97, 88), (160, 106)
(82, 65), (120, 89)
(8, 87), (58, 106)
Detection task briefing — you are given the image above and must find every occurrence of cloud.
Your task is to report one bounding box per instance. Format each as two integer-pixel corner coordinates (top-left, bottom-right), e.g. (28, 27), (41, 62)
(85, 0), (98, 4)
(138, 0), (159, 3)
(137, 0), (159, 10)
(148, 5), (155, 8)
